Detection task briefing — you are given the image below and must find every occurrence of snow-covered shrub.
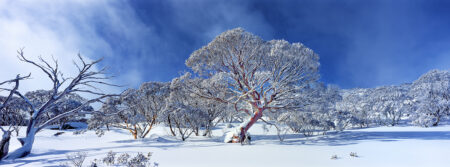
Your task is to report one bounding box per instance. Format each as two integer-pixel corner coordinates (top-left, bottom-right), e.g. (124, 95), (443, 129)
(65, 152), (87, 167)
(116, 153), (131, 165)
(87, 151), (156, 167)
(331, 155), (338, 160)
(127, 152), (152, 167)
(349, 152), (359, 157)
(102, 151), (116, 165)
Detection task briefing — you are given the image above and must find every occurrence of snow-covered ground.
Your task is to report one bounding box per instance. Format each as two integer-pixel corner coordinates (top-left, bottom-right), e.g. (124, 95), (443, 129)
(1, 123), (450, 167)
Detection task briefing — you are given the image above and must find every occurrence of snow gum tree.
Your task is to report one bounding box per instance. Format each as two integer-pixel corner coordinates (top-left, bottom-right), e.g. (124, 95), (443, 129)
(186, 28), (320, 143)
(119, 82), (169, 139)
(336, 88), (373, 128)
(410, 70), (450, 127)
(89, 82), (169, 139)
(276, 84), (339, 137)
(370, 85), (412, 126)
(24, 90), (93, 130)
(164, 73), (200, 141)
(164, 72), (233, 140)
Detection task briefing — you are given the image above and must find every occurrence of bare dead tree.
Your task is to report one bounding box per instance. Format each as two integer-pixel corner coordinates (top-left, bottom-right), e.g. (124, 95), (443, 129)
(1, 49), (119, 160)
(0, 74), (30, 159)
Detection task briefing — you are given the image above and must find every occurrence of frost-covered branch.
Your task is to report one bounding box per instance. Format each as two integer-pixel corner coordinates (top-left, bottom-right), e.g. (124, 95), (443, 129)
(2, 49), (119, 160)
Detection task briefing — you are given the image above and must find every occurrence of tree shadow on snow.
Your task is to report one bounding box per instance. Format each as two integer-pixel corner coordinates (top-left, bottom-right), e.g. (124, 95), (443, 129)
(0, 149), (73, 167)
(251, 130), (450, 146)
(111, 135), (227, 149)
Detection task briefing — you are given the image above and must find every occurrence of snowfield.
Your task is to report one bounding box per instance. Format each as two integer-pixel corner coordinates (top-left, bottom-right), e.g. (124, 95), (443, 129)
(1, 123), (450, 167)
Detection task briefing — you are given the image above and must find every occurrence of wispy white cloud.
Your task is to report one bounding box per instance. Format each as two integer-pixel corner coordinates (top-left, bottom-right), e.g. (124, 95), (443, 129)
(3, 0), (446, 91)
(0, 0), (147, 94)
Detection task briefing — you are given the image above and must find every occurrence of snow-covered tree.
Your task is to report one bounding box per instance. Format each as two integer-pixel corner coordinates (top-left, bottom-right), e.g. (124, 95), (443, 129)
(162, 73), (231, 140)
(0, 96), (28, 127)
(277, 84), (339, 137)
(195, 97), (228, 137)
(89, 82), (169, 139)
(164, 73), (199, 141)
(22, 90), (93, 130)
(87, 97), (122, 136)
(0, 74), (30, 159)
(336, 88), (373, 128)
(135, 82), (169, 136)
(1, 49), (118, 160)
(190, 75), (232, 136)
(186, 28), (319, 143)
(163, 74), (217, 139)
(410, 70), (450, 127)
(119, 82), (169, 139)
(103, 88), (148, 139)
(370, 85), (412, 126)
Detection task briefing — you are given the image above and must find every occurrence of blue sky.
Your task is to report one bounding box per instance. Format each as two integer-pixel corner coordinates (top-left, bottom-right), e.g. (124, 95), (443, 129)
(1, 0), (449, 92)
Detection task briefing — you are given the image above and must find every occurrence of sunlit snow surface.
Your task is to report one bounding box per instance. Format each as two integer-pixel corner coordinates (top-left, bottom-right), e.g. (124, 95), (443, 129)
(1, 123), (450, 167)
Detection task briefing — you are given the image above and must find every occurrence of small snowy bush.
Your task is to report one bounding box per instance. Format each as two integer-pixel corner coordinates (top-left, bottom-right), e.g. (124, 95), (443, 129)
(349, 152), (359, 157)
(127, 152), (150, 167)
(86, 151), (157, 167)
(330, 155), (338, 160)
(117, 153), (131, 165)
(65, 152), (87, 167)
(102, 151), (116, 165)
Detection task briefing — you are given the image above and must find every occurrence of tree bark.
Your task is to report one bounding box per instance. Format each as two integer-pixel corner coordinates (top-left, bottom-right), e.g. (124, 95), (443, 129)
(131, 125), (138, 139)
(167, 115), (176, 136)
(2, 128), (37, 160)
(240, 109), (262, 140)
(0, 131), (11, 160)
(226, 107), (263, 143)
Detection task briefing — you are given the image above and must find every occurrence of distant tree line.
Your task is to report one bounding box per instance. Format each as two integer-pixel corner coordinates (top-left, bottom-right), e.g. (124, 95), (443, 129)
(89, 29), (450, 142)
(1, 28), (449, 161)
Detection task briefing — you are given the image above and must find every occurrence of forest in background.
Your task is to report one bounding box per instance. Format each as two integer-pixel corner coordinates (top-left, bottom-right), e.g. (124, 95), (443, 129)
(1, 28), (449, 162)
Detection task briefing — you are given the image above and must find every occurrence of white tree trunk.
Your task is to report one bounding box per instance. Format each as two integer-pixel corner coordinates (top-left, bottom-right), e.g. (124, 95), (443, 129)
(2, 128), (37, 160)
